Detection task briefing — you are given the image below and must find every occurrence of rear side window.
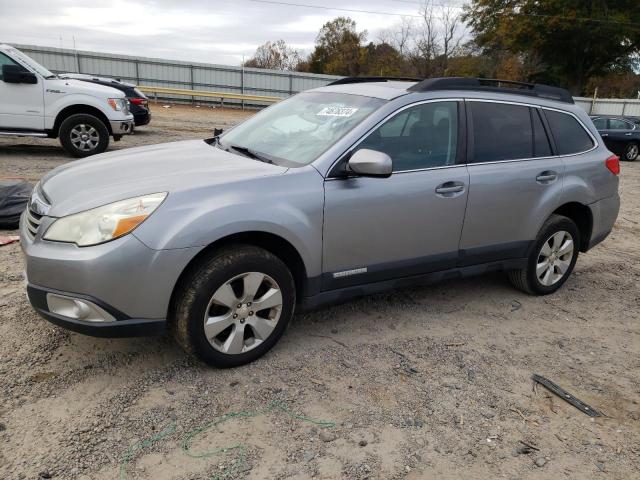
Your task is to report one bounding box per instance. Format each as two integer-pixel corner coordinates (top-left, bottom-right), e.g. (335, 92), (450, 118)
(468, 102), (534, 162)
(545, 110), (595, 155)
(609, 119), (633, 130)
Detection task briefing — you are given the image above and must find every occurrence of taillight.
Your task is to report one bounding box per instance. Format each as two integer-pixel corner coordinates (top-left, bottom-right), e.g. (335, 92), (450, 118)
(605, 155), (620, 175)
(129, 97), (147, 106)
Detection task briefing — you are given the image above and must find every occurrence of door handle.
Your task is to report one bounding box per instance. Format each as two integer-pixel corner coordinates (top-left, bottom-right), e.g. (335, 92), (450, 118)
(435, 181), (465, 195)
(625, 133), (632, 136)
(536, 171), (557, 183)
(601, 133), (609, 137)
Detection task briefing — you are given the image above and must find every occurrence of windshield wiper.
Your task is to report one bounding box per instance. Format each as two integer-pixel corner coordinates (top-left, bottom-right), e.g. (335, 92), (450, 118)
(225, 144), (274, 164)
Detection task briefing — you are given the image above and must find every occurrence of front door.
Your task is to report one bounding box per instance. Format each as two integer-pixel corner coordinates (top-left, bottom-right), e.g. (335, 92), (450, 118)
(0, 52), (44, 130)
(322, 100), (469, 290)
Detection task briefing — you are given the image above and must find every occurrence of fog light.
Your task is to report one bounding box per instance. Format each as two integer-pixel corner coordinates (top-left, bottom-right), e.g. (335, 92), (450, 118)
(46, 293), (116, 323)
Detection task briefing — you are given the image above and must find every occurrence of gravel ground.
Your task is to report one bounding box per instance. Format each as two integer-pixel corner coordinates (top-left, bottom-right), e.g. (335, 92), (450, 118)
(1, 104), (639, 480)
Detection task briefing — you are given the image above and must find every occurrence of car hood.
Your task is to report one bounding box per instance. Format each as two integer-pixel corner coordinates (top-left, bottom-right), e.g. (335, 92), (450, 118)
(47, 77), (127, 98)
(41, 140), (288, 217)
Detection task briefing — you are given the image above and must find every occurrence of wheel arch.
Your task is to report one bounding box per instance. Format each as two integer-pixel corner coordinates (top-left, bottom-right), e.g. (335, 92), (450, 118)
(52, 105), (112, 137)
(552, 202), (593, 252)
(169, 231), (310, 317)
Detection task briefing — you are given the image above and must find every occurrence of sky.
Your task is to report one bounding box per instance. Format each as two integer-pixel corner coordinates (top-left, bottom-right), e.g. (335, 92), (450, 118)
(0, 0), (466, 66)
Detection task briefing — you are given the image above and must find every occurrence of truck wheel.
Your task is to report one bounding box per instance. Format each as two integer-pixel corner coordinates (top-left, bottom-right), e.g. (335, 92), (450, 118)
(59, 114), (109, 158)
(172, 245), (295, 368)
(508, 214), (580, 295)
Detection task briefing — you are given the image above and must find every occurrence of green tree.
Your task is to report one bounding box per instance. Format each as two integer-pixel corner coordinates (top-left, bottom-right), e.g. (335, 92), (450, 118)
(306, 17), (367, 76)
(359, 42), (409, 76)
(464, 0), (640, 94)
(244, 40), (301, 71)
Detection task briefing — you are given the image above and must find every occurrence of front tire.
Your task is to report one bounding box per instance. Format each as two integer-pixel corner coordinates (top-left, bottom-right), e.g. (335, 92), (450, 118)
(508, 214), (580, 295)
(624, 142), (638, 161)
(172, 245), (295, 368)
(59, 114), (110, 158)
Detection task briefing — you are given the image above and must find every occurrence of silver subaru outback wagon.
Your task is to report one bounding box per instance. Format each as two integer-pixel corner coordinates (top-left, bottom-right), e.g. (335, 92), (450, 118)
(20, 77), (620, 367)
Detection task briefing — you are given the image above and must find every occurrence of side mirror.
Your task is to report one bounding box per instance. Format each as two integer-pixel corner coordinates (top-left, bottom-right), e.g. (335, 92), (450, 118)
(347, 149), (392, 178)
(2, 64), (38, 84)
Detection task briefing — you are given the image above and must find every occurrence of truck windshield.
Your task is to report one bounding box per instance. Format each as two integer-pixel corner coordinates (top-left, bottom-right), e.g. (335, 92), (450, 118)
(218, 92), (384, 167)
(8, 47), (55, 78)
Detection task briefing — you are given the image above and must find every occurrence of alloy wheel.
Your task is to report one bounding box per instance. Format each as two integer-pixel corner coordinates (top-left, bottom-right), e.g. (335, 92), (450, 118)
(626, 143), (639, 161)
(203, 272), (283, 354)
(70, 124), (100, 152)
(536, 230), (574, 286)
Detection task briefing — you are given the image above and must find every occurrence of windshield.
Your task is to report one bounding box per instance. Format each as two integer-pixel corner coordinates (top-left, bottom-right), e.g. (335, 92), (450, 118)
(8, 47), (55, 78)
(218, 92), (384, 167)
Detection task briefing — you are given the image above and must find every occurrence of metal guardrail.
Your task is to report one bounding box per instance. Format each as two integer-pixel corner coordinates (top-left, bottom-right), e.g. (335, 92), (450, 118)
(138, 86), (282, 104)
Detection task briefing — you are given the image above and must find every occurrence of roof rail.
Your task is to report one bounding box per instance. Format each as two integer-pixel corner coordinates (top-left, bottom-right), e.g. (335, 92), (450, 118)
(327, 76), (421, 86)
(407, 77), (574, 104)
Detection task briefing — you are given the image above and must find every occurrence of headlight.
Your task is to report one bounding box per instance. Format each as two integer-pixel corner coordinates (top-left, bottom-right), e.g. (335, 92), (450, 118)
(107, 98), (127, 111)
(44, 193), (167, 246)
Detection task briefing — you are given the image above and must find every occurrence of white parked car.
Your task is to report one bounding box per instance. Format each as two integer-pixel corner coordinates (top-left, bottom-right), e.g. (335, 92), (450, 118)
(0, 45), (134, 157)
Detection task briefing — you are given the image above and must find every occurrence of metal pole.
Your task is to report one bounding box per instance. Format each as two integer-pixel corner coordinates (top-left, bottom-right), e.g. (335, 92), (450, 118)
(73, 36), (80, 73)
(590, 87), (598, 115)
(289, 73), (293, 97)
(134, 60), (140, 86)
(241, 56), (245, 110)
(622, 101), (627, 116)
(190, 65), (194, 105)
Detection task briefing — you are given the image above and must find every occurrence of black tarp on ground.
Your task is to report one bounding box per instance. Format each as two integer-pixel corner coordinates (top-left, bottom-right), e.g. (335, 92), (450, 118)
(0, 180), (33, 229)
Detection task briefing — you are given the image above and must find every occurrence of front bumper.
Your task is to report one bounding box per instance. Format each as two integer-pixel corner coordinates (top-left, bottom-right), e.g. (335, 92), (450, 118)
(20, 212), (202, 337)
(27, 284), (166, 337)
(109, 118), (134, 135)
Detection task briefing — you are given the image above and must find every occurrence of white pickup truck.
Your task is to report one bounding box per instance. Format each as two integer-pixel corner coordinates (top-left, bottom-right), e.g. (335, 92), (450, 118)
(0, 45), (134, 157)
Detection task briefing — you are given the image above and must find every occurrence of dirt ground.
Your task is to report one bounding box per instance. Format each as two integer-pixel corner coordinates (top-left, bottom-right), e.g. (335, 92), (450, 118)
(1, 104), (639, 480)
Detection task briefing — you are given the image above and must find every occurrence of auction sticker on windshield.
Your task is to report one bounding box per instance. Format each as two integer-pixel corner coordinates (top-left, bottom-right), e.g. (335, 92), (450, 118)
(317, 107), (359, 117)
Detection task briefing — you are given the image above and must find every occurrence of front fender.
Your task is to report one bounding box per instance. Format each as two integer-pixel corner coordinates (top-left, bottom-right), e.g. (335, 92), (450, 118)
(132, 167), (325, 278)
(44, 93), (129, 129)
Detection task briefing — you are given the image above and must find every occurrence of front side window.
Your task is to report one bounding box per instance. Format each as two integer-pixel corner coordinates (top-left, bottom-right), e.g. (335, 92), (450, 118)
(5, 47), (54, 79)
(592, 117), (607, 129)
(0, 52), (19, 81)
(219, 92), (384, 167)
(545, 110), (595, 155)
(469, 102), (534, 162)
(356, 101), (458, 171)
(609, 119), (633, 130)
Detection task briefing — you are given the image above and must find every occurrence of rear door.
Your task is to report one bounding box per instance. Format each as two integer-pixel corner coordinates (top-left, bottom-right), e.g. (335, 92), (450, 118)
(603, 118), (638, 156)
(459, 100), (563, 265)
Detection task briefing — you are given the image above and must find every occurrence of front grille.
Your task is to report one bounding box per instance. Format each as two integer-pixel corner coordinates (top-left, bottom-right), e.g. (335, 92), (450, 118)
(25, 208), (43, 240)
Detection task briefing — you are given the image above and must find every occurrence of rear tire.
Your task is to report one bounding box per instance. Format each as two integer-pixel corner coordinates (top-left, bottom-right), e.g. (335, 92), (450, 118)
(624, 142), (638, 161)
(172, 245), (295, 368)
(59, 114), (109, 158)
(508, 214), (580, 295)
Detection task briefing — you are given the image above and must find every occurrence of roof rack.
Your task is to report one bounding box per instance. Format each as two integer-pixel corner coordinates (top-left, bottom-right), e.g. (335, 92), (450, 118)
(407, 77), (574, 104)
(327, 76), (421, 86)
